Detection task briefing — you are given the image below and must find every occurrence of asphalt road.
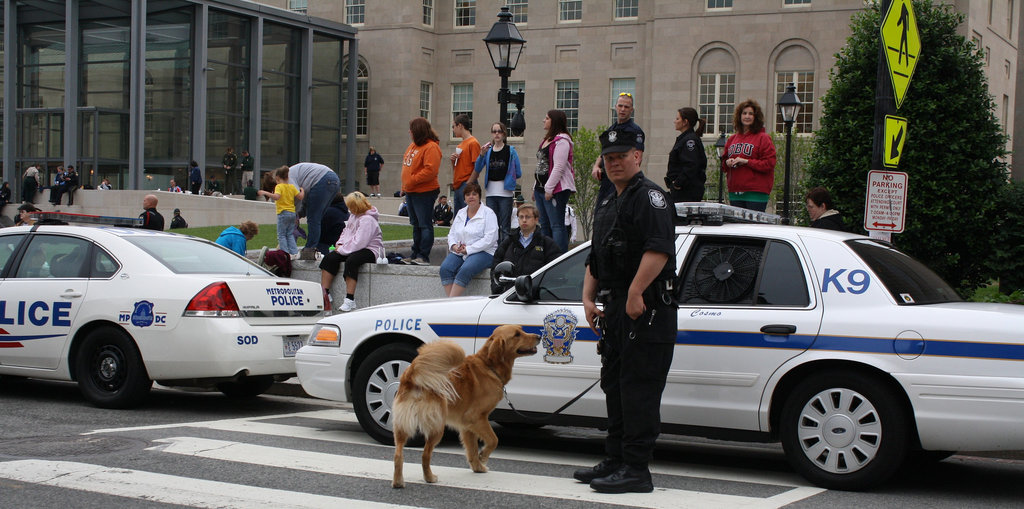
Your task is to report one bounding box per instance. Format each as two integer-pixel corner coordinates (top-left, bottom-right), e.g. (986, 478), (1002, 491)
(2, 379), (1024, 508)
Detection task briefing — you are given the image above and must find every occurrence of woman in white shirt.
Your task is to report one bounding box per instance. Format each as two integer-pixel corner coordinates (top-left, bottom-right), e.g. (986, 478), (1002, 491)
(440, 182), (498, 296)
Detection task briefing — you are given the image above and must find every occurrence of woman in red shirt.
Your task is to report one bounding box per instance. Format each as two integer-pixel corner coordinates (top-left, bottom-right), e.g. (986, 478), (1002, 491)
(722, 99), (777, 212)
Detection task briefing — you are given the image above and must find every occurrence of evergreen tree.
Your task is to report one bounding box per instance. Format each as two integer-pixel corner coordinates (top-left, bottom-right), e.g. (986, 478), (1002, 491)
(805, 1), (1008, 295)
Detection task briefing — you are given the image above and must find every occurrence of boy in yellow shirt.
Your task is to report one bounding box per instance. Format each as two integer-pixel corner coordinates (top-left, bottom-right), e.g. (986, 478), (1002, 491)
(258, 166), (305, 258)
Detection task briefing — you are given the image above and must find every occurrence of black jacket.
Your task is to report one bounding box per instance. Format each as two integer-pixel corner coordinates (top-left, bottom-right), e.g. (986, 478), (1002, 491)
(318, 199), (351, 252)
(491, 228), (563, 293)
(810, 211), (847, 231)
(666, 129), (707, 202)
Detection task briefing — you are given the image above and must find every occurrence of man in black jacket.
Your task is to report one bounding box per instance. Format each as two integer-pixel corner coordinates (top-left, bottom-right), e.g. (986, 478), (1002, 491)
(490, 203), (562, 293)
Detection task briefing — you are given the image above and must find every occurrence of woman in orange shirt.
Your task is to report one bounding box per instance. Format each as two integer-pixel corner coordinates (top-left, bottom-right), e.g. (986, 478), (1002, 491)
(401, 117), (442, 264)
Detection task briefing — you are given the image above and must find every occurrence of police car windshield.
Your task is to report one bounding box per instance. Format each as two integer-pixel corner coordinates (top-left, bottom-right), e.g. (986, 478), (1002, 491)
(846, 239), (961, 305)
(124, 236), (272, 275)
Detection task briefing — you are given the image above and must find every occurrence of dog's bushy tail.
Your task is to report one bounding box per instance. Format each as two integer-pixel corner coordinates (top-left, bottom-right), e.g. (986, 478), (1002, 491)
(408, 340), (464, 403)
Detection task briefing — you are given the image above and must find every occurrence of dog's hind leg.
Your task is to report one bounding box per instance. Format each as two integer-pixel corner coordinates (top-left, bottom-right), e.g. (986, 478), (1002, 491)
(392, 429), (408, 489)
(421, 427), (444, 483)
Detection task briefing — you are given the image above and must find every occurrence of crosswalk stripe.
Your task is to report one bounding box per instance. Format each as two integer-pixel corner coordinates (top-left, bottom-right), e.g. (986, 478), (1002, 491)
(91, 409), (815, 488)
(0, 459), (416, 509)
(151, 436), (818, 508)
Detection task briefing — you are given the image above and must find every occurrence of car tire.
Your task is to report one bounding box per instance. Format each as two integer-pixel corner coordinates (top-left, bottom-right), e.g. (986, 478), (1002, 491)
(780, 371), (909, 490)
(217, 375), (275, 398)
(352, 342), (422, 446)
(75, 326), (153, 409)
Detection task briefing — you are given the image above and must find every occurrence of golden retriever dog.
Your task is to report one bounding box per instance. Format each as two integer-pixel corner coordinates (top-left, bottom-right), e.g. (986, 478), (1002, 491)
(392, 324), (540, 488)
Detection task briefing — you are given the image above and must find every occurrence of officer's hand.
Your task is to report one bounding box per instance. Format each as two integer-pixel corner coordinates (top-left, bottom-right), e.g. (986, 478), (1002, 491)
(626, 293), (646, 321)
(583, 300), (603, 331)
(591, 163), (602, 181)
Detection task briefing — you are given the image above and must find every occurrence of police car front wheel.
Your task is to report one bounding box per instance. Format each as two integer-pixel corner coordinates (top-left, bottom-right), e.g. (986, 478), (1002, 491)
(780, 371), (909, 490)
(75, 326), (153, 409)
(352, 343), (421, 446)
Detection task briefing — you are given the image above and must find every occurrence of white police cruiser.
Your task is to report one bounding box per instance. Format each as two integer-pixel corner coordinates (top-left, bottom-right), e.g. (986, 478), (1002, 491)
(0, 212), (327, 408)
(295, 203), (1024, 490)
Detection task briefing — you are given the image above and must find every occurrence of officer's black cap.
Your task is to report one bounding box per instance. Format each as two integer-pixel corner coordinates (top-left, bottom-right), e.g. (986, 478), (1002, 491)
(600, 129), (638, 155)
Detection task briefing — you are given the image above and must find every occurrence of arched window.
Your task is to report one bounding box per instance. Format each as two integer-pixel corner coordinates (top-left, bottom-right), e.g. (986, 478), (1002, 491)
(772, 43), (817, 134)
(695, 45), (737, 136)
(342, 59), (368, 137)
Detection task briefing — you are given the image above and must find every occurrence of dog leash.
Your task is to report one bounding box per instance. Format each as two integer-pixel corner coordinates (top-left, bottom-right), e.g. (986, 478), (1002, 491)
(489, 355), (620, 424)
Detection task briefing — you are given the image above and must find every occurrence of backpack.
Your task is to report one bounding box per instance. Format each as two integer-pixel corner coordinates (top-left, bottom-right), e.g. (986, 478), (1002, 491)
(261, 249), (292, 277)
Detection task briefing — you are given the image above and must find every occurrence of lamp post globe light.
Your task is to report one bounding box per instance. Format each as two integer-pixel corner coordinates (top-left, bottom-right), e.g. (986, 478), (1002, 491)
(715, 132), (728, 203)
(778, 83), (802, 224)
(483, 7), (527, 136)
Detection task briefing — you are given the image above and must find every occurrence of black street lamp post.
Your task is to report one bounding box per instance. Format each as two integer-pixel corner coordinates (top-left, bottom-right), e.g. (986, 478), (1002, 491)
(483, 7), (526, 135)
(715, 132), (727, 203)
(778, 83), (803, 224)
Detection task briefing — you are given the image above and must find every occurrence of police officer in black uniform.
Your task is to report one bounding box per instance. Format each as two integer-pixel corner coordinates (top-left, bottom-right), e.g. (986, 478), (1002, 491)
(574, 127), (677, 493)
(591, 93), (645, 204)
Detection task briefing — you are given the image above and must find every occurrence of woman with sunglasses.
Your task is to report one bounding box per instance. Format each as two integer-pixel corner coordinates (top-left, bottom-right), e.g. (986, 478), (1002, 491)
(473, 121), (522, 243)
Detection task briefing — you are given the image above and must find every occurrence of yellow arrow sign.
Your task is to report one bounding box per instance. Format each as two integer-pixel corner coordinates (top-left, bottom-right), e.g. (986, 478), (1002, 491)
(883, 115), (907, 168)
(880, 0), (921, 109)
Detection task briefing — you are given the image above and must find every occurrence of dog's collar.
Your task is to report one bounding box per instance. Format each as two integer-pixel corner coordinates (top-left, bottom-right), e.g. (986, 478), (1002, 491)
(486, 365), (508, 384)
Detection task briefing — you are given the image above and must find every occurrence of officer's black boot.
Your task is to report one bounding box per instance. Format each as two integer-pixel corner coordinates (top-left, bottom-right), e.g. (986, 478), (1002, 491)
(572, 458), (622, 483)
(589, 463), (654, 493)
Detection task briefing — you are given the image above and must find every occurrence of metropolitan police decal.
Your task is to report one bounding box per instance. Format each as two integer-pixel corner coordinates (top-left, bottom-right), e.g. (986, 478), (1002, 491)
(542, 308), (579, 364)
(119, 300), (167, 327)
(648, 189), (667, 209)
(130, 300), (155, 327)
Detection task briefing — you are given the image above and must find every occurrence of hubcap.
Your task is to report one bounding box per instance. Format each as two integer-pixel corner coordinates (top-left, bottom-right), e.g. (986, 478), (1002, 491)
(363, 359), (410, 431)
(93, 345), (127, 392)
(796, 387), (881, 474)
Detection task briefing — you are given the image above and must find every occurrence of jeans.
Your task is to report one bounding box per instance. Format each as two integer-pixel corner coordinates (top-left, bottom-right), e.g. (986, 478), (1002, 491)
(452, 181), (467, 217)
(407, 189), (439, 261)
(303, 171), (341, 250)
(440, 251), (494, 288)
(730, 199), (768, 212)
(486, 195), (514, 244)
(535, 188), (572, 253)
(277, 211), (299, 255)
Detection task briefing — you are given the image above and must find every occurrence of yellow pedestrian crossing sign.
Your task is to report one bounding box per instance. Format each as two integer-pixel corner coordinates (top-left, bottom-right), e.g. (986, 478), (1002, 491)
(884, 115), (907, 168)
(880, 0), (920, 109)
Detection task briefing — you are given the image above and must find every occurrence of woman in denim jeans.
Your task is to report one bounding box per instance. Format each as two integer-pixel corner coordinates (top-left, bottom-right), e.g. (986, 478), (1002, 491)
(534, 110), (576, 253)
(473, 121), (522, 244)
(440, 182), (498, 297)
(401, 117), (442, 265)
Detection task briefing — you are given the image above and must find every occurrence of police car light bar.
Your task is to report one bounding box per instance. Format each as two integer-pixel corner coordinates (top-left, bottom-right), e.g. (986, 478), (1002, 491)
(674, 202), (781, 225)
(30, 211), (144, 227)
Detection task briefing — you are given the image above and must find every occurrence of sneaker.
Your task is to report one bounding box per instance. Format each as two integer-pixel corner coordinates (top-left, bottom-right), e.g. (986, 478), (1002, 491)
(290, 253), (300, 260)
(573, 458), (623, 483)
(340, 298), (357, 312)
(410, 257), (429, 266)
(589, 464), (653, 494)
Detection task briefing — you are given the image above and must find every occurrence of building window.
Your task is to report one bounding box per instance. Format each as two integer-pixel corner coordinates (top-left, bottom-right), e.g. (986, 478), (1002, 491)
(774, 72), (814, 134)
(615, 0), (638, 18)
(288, 0), (307, 13)
(698, 73), (736, 135)
(346, 0), (366, 25)
(555, 80), (580, 132)
(504, 80), (525, 128)
(342, 60), (369, 137)
(455, 0), (476, 27)
(609, 78), (635, 125)
(423, 0), (434, 26)
(507, 0), (528, 23)
(784, 0), (811, 4)
(559, 0), (582, 21)
(420, 82), (432, 119)
(451, 83), (473, 135)
(707, 0), (732, 9)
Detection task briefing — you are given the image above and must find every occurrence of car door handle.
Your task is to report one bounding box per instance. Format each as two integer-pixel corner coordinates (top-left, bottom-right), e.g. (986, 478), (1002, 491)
(761, 324), (797, 335)
(60, 291), (84, 299)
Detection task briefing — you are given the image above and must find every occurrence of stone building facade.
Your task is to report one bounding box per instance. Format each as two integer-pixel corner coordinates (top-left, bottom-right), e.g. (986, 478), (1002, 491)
(265, 0), (1019, 193)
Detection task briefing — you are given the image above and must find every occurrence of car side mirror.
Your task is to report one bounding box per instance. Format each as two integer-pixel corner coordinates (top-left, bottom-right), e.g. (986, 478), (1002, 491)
(514, 274), (536, 302)
(492, 261), (516, 291)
